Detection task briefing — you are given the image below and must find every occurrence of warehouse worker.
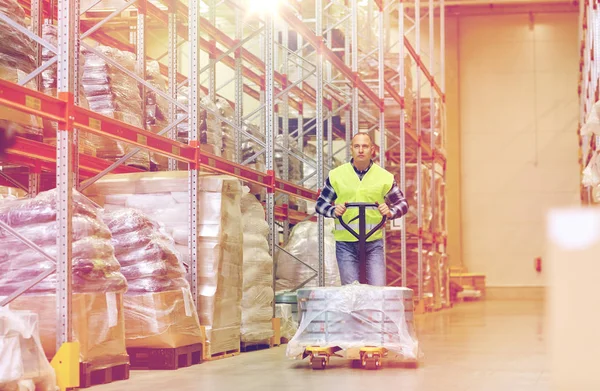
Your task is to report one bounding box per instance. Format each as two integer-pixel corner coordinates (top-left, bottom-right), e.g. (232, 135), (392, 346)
(315, 132), (409, 286)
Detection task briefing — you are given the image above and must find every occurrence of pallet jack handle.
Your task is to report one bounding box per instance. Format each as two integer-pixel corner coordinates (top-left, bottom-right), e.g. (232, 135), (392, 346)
(337, 202), (387, 284)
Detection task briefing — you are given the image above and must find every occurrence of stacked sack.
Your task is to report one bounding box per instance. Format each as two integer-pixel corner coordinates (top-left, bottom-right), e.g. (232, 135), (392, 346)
(145, 60), (170, 171)
(81, 45), (149, 170)
(40, 23), (95, 157)
(84, 172), (243, 358)
(0, 0), (43, 141)
(240, 192), (274, 343)
(0, 189), (129, 370)
(216, 97), (236, 161)
(275, 219), (341, 291)
(102, 208), (204, 349)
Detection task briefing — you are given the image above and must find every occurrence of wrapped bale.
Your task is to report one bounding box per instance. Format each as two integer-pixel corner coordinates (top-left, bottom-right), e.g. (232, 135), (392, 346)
(81, 45), (149, 170)
(102, 208), (204, 349)
(0, 308), (56, 391)
(240, 193), (274, 343)
(0, 0), (43, 141)
(83, 172), (243, 357)
(276, 304), (297, 342)
(287, 285), (418, 361)
(275, 219), (341, 291)
(0, 189), (129, 370)
(40, 23), (95, 157)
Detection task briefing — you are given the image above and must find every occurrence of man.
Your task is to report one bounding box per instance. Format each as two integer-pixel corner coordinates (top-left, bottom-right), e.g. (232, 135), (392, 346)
(315, 132), (409, 286)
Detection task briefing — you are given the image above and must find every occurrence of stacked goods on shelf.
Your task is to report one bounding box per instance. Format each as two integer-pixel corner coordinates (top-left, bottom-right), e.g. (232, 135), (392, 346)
(81, 45), (150, 170)
(414, 97), (442, 152)
(0, 0), (43, 141)
(201, 97), (223, 157)
(275, 134), (305, 211)
(216, 97), (236, 161)
(439, 253), (450, 308)
(0, 308), (56, 391)
(432, 170), (446, 234)
(0, 189), (129, 370)
(240, 192), (274, 343)
(275, 219), (341, 291)
(84, 172), (244, 357)
(145, 60), (170, 171)
(102, 208), (204, 349)
(40, 23), (96, 157)
(240, 123), (266, 196)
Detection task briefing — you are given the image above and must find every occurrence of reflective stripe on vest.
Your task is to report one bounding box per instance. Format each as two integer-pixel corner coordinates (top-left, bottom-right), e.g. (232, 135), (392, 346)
(329, 162), (394, 242)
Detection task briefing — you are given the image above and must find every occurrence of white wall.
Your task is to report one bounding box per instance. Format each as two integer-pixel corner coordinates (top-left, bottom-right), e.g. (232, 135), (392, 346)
(457, 12), (580, 287)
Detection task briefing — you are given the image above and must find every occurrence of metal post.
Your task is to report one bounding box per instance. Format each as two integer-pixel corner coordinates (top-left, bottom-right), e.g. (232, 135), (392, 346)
(235, 1), (243, 164)
(28, 168), (39, 197)
(137, 0), (147, 132)
(282, 23), (290, 244)
(345, 5), (351, 161)
(351, 0), (359, 135)
(168, 0), (178, 171)
(399, 1), (408, 289)
(188, 0), (200, 307)
(31, 0), (43, 92)
(209, 0), (216, 101)
(415, 0), (423, 301)
(265, 11), (276, 314)
(56, 0), (78, 350)
(378, 0), (386, 279)
(429, 0), (437, 260)
(316, 0), (325, 287)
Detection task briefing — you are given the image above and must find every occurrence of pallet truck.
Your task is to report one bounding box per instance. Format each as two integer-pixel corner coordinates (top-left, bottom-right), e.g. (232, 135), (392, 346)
(304, 202), (391, 370)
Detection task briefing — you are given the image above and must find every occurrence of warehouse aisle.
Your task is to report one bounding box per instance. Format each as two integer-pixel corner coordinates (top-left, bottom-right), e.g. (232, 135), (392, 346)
(94, 300), (548, 391)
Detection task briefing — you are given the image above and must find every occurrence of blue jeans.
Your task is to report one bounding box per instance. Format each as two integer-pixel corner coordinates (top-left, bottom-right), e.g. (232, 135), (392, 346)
(336, 239), (385, 286)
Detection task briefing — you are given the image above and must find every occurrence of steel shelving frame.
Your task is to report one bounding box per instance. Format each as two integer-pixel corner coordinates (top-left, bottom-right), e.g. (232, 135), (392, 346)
(580, 0), (599, 204)
(0, 0), (448, 364)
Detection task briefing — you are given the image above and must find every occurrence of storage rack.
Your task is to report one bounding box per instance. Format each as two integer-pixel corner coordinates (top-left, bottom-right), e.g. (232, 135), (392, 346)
(580, 0), (599, 204)
(0, 0), (447, 354)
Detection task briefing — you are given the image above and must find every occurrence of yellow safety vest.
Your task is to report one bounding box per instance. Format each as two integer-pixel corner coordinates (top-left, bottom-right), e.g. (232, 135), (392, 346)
(329, 162), (394, 242)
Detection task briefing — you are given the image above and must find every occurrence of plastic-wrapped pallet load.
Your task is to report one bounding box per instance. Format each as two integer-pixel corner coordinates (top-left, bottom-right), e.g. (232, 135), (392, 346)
(0, 308), (57, 391)
(40, 23), (95, 157)
(276, 304), (297, 342)
(286, 284), (419, 361)
(83, 171), (243, 357)
(0, 0), (43, 141)
(0, 189), (129, 371)
(275, 219), (341, 291)
(102, 208), (204, 349)
(81, 45), (149, 170)
(240, 192), (274, 343)
(144, 60), (170, 171)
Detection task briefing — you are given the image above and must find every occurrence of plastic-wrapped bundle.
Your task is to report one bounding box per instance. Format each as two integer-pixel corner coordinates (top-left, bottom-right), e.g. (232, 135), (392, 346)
(102, 208), (189, 293)
(81, 45), (149, 170)
(0, 189), (129, 370)
(102, 208), (203, 349)
(40, 23), (95, 157)
(0, 189), (127, 295)
(286, 284), (418, 361)
(276, 304), (297, 342)
(240, 193), (274, 343)
(83, 172), (244, 356)
(145, 60), (170, 171)
(0, 308), (56, 391)
(275, 219), (341, 291)
(0, 0), (43, 141)
(216, 97), (236, 161)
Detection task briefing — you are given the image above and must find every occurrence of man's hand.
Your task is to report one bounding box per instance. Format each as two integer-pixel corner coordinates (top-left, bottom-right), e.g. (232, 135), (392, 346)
(378, 203), (393, 218)
(334, 204), (347, 217)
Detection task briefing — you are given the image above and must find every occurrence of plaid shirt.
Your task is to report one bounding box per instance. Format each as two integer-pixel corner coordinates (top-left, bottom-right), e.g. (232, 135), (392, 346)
(315, 160), (409, 219)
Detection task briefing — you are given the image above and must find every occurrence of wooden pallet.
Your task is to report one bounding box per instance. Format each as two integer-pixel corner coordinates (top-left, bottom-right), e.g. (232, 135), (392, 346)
(206, 349), (240, 361)
(79, 360), (130, 389)
(240, 340), (273, 353)
(127, 343), (203, 370)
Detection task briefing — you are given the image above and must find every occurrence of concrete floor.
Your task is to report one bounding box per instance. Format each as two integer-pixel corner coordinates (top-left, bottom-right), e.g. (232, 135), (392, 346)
(95, 300), (549, 391)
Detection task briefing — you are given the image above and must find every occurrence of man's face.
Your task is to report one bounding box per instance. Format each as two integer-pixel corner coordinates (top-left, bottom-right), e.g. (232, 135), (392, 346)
(351, 134), (374, 165)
